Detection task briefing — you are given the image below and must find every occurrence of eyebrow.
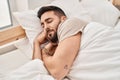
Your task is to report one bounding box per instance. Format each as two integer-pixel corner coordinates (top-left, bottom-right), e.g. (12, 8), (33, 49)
(45, 18), (52, 22)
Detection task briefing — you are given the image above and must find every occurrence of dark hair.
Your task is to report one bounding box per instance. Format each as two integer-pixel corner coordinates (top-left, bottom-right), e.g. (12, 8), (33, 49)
(37, 6), (66, 19)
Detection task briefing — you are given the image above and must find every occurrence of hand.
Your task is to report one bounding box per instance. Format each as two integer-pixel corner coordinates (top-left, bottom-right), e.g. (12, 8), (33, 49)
(35, 29), (48, 44)
(42, 42), (57, 56)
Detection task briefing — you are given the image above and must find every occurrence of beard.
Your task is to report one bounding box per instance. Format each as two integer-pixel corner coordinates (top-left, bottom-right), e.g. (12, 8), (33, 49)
(46, 20), (61, 43)
(47, 31), (58, 43)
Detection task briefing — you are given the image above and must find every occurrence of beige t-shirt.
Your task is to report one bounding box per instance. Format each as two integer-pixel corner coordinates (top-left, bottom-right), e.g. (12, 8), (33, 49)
(57, 18), (88, 42)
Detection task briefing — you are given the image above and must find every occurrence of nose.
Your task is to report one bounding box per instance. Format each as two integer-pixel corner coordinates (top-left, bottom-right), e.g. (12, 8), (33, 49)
(45, 28), (50, 33)
(44, 24), (50, 32)
(44, 23), (49, 29)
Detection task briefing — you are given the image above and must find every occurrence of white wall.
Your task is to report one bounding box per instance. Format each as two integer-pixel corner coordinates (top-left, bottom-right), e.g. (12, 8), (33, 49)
(28, 0), (54, 9)
(15, 0), (29, 11)
(8, 0), (17, 12)
(9, 0), (28, 12)
(9, 0), (54, 11)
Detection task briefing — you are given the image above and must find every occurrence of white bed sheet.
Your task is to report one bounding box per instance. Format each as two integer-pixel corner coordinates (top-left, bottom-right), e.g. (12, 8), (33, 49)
(3, 59), (54, 80)
(67, 22), (120, 80)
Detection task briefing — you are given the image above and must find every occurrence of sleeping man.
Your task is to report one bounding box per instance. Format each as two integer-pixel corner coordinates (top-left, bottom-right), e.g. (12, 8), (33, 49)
(5, 6), (120, 80)
(32, 5), (120, 80)
(32, 5), (88, 80)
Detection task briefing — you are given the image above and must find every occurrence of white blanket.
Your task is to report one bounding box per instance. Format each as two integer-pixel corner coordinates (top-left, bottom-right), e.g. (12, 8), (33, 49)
(3, 22), (120, 80)
(3, 59), (54, 80)
(68, 22), (120, 80)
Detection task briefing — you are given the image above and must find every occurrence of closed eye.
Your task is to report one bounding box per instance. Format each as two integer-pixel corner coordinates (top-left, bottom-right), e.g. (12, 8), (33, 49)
(46, 18), (53, 24)
(41, 18), (53, 28)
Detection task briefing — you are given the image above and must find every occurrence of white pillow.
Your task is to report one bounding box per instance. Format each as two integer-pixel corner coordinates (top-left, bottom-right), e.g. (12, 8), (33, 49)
(13, 10), (43, 47)
(13, 0), (54, 47)
(13, 0), (91, 47)
(80, 0), (120, 27)
(49, 0), (91, 21)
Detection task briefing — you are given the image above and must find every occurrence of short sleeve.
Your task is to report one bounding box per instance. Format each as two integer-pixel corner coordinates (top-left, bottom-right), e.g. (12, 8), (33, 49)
(57, 18), (88, 42)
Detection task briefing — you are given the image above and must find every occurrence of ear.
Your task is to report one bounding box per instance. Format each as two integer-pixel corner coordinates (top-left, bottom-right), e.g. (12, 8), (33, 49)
(61, 16), (67, 22)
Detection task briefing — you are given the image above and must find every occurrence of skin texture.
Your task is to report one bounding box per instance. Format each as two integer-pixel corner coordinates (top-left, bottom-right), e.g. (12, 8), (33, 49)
(32, 11), (82, 80)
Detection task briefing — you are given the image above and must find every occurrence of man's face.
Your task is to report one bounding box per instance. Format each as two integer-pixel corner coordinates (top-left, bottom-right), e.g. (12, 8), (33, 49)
(41, 11), (65, 43)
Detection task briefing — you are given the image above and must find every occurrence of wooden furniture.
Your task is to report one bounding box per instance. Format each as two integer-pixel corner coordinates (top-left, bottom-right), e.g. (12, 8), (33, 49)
(113, 0), (120, 5)
(0, 26), (26, 46)
(113, 0), (120, 10)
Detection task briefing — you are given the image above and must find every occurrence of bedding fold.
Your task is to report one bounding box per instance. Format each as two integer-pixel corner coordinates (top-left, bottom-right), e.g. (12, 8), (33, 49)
(3, 59), (54, 80)
(67, 22), (120, 80)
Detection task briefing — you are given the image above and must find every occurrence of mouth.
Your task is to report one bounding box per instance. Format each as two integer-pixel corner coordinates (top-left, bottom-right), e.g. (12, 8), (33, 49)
(47, 31), (58, 43)
(47, 30), (54, 38)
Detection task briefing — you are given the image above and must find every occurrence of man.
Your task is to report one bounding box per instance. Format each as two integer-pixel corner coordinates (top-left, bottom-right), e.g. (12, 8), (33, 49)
(5, 5), (120, 80)
(32, 6), (87, 80)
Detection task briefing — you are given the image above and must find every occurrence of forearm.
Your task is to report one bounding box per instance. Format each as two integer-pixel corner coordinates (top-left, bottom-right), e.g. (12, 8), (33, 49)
(41, 33), (81, 79)
(32, 40), (42, 60)
(42, 51), (68, 80)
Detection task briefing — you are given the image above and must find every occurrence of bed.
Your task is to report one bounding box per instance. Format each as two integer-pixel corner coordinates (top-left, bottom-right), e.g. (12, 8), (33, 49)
(0, 0), (120, 80)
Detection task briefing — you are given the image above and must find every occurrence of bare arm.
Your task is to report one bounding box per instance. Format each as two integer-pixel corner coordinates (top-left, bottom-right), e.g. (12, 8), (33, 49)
(32, 29), (47, 60)
(32, 40), (42, 60)
(42, 33), (81, 80)
(32, 29), (57, 60)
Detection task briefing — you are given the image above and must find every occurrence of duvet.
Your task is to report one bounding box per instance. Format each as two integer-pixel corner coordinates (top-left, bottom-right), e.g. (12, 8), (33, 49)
(3, 22), (120, 80)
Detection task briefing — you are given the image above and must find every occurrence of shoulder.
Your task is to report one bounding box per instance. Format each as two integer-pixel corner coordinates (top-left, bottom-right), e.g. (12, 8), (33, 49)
(57, 17), (88, 42)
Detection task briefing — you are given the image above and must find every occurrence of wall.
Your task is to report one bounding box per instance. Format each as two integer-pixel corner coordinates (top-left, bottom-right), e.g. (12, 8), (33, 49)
(9, 0), (54, 11)
(9, 0), (28, 12)
(28, 0), (54, 9)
